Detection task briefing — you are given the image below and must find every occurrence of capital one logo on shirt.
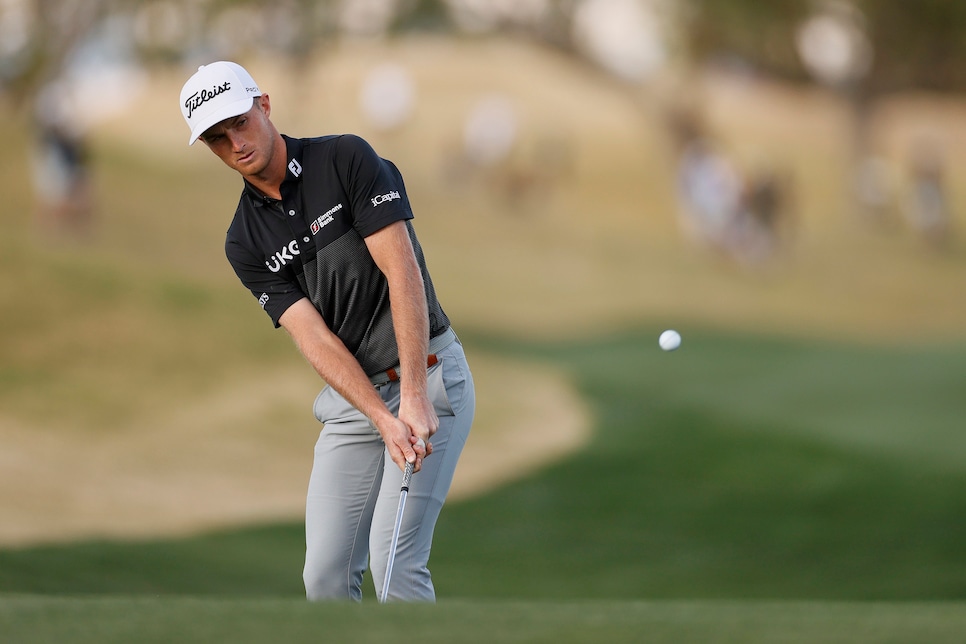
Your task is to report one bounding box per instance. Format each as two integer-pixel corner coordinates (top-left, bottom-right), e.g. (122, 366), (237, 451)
(266, 240), (300, 272)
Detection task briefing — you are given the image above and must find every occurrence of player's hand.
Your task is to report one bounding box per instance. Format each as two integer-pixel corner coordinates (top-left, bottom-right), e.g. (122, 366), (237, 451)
(379, 416), (429, 473)
(398, 393), (436, 471)
(409, 434), (432, 471)
(398, 392), (438, 447)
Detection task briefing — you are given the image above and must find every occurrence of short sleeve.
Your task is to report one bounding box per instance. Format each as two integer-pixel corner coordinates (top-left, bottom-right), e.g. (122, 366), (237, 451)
(225, 237), (306, 327)
(335, 134), (413, 237)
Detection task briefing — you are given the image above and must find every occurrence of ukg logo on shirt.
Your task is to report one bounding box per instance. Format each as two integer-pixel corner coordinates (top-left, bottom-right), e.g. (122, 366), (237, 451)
(265, 240), (300, 272)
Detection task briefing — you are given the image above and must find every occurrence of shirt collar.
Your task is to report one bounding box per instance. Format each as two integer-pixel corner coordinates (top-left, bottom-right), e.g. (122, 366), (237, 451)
(242, 134), (303, 204)
(281, 134), (304, 182)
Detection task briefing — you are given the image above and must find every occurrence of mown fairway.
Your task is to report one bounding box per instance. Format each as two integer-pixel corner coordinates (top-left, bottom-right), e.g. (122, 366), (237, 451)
(3, 331), (966, 640)
(5, 597), (966, 643)
(435, 331), (966, 601)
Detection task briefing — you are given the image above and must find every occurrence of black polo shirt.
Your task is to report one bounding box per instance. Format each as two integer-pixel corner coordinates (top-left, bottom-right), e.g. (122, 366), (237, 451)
(225, 134), (450, 376)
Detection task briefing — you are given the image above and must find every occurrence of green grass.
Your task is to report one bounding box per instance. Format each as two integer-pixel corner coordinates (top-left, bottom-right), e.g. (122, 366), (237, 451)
(0, 524), (305, 597)
(5, 331), (966, 600)
(436, 330), (966, 601)
(2, 330), (966, 643)
(4, 597), (966, 643)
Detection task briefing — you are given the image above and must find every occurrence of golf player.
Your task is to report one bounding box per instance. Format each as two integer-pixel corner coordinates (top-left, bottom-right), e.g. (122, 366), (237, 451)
(179, 61), (475, 602)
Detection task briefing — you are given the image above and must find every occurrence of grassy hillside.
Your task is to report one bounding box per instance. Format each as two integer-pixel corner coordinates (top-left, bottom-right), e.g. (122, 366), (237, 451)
(3, 37), (964, 438)
(3, 35), (963, 430)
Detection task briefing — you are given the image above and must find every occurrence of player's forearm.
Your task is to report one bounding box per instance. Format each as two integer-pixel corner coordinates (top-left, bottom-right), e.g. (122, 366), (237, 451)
(281, 301), (395, 427)
(389, 263), (430, 398)
(305, 334), (394, 422)
(365, 221), (431, 397)
(288, 319), (425, 470)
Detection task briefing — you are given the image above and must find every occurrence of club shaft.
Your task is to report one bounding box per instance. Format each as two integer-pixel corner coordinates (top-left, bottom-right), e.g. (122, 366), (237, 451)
(380, 461), (414, 603)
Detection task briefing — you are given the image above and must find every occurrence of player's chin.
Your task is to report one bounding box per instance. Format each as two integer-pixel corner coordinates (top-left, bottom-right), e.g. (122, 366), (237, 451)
(234, 153), (263, 174)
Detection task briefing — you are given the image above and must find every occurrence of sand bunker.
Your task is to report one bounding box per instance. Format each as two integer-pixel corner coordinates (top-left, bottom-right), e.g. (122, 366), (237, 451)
(0, 352), (590, 546)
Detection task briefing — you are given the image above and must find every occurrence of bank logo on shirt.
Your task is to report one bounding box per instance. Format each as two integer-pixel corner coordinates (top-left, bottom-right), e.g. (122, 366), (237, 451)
(310, 203), (343, 235)
(371, 190), (400, 207)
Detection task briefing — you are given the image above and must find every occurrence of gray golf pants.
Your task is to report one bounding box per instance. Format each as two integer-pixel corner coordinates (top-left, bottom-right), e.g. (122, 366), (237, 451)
(303, 333), (474, 602)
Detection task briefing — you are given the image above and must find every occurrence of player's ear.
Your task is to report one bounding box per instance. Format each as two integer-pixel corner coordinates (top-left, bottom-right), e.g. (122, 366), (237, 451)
(257, 94), (271, 118)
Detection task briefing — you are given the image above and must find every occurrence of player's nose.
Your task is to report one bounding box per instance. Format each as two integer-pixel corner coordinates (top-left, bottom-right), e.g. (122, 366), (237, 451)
(226, 129), (245, 152)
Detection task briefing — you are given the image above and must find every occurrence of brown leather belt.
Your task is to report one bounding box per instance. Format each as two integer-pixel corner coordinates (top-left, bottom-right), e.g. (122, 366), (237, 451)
(369, 328), (456, 386)
(383, 354), (439, 383)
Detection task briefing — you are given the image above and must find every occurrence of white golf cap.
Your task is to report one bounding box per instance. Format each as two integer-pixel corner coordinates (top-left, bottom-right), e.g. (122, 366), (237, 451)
(180, 61), (262, 145)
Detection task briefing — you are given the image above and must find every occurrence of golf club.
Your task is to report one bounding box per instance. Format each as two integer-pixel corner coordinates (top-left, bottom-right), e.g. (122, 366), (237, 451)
(380, 458), (415, 603)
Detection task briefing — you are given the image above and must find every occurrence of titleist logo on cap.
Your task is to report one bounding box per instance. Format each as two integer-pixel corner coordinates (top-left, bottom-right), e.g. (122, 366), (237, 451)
(180, 61), (262, 145)
(184, 81), (232, 119)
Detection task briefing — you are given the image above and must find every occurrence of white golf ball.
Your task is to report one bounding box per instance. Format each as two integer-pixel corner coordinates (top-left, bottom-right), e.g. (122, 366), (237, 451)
(659, 329), (681, 351)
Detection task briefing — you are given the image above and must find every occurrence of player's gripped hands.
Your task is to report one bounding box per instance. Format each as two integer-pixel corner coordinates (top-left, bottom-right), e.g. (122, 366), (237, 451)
(377, 415), (429, 473)
(398, 392), (437, 460)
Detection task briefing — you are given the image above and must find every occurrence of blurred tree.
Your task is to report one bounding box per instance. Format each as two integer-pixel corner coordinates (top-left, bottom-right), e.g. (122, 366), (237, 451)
(684, 0), (966, 227)
(4, 0), (965, 232)
(6, 1), (966, 113)
(864, 0), (966, 94)
(686, 0), (811, 79)
(687, 0), (966, 95)
(2, 0), (110, 105)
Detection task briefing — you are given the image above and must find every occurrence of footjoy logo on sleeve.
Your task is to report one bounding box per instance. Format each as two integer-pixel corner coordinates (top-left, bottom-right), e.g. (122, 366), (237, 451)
(371, 190), (401, 207)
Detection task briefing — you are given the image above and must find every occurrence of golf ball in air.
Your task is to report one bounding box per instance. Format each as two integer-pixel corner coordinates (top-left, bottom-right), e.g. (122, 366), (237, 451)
(659, 329), (681, 351)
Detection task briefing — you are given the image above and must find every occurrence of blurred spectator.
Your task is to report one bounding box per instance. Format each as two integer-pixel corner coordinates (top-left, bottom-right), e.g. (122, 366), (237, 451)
(31, 81), (92, 237)
(497, 134), (575, 211)
(677, 136), (744, 251)
(738, 167), (795, 263)
(440, 94), (518, 182)
(359, 63), (416, 132)
(462, 94), (519, 167)
(440, 95), (517, 199)
(672, 108), (792, 264)
(854, 155), (895, 226)
(438, 94), (574, 214)
(903, 139), (952, 250)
